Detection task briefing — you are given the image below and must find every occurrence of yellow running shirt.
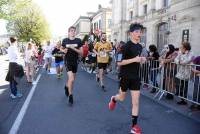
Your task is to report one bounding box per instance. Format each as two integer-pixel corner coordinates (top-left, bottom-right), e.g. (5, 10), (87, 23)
(94, 41), (112, 63)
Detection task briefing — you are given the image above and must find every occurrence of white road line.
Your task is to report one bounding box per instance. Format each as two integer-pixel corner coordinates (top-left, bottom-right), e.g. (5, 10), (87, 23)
(8, 74), (41, 134)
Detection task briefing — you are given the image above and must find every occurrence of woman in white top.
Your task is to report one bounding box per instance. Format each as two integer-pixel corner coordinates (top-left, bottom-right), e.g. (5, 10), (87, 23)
(6, 37), (23, 98)
(24, 42), (35, 83)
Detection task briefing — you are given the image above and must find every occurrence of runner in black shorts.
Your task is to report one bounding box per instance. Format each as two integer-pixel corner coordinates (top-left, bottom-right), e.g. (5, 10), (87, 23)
(108, 23), (146, 134)
(93, 33), (112, 90)
(61, 26), (82, 105)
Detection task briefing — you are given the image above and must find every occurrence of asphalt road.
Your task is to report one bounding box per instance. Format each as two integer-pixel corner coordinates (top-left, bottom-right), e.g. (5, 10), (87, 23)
(0, 55), (199, 134)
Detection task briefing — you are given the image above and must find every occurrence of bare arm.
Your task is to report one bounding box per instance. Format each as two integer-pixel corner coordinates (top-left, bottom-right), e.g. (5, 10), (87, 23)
(93, 49), (99, 56)
(117, 56), (145, 66)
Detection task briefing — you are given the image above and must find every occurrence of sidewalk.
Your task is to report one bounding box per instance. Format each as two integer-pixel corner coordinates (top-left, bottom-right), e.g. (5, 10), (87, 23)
(105, 72), (200, 123)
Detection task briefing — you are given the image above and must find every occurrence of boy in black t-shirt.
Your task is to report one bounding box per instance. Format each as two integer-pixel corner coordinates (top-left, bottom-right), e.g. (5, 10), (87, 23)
(61, 26), (82, 105)
(109, 23), (146, 134)
(52, 41), (64, 78)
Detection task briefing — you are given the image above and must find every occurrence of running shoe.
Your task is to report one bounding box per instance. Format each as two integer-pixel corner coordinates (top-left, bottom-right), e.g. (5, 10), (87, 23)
(130, 125), (142, 134)
(96, 74), (99, 82)
(101, 85), (106, 92)
(16, 92), (23, 98)
(68, 94), (73, 105)
(10, 94), (17, 99)
(109, 96), (116, 111)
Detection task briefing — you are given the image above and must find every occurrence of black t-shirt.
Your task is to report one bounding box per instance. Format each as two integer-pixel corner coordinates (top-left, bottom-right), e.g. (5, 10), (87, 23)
(120, 41), (142, 79)
(38, 47), (43, 55)
(62, 38), (82, 64)
(52, 48), (64, 63)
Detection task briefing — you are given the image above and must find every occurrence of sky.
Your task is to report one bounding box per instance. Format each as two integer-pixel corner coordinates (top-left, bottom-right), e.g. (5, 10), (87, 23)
(0, 19), (7, 35)
(33, 0), (111, 37)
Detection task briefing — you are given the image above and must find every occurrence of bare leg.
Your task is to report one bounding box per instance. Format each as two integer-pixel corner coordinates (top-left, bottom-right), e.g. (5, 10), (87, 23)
(130, 91), (140, 116)
(114, 88), (126, 101)
(67, 71), (75, 95)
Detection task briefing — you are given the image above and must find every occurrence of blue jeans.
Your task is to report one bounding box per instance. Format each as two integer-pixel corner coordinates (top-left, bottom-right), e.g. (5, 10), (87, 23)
(150, 69), (158, 87)
(193, 76), (200, 103)
(10, 80), (17, 96)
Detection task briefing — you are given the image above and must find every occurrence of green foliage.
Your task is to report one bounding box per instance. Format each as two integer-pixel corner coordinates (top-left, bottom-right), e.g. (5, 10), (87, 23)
(6, 0), (51, 44)
(0, 0), (14, 19)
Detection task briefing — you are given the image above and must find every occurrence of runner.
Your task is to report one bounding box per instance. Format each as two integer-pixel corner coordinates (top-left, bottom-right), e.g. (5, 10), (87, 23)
(37, 43), (44, 67)
(52, 41), (64, 78)
(43, 41), (53, 73)
(108, 23), (146, 134)
(93, 33), (112, 91)
(61, 26), (82, 105)
(24, 42), (36, 83)
(81, 37), (89, 71)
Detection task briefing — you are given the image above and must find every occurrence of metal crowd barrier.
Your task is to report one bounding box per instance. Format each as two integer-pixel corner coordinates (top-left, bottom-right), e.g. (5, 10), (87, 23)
(139, 60), (200, 105)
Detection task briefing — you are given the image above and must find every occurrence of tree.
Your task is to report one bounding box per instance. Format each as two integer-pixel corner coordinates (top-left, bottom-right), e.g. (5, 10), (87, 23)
(6, 1), (51, 43)
(0, 0), (30, 20)
(0, 0), (13, 19)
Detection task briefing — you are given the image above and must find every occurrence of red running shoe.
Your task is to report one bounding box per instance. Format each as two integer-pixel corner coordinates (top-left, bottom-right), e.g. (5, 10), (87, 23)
(109, 96), (116, 111)
(130, 125), (142, 134)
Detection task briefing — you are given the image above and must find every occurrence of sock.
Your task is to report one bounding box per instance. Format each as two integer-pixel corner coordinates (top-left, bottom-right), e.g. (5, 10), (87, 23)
(132, 115), (138, 126)
(112, 97), (116, 103)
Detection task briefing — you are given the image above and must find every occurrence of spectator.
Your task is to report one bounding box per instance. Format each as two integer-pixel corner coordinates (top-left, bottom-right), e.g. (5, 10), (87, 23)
(190, 56), (200, 110)
(160, 44), (178, 99)
(5, 37), (24, 98)
(175, 42), (193, 105)
(147, 44), (159, 93)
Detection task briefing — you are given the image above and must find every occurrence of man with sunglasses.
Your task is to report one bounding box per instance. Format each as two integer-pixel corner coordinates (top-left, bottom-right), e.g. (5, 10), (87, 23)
(108, 23), (146, 134)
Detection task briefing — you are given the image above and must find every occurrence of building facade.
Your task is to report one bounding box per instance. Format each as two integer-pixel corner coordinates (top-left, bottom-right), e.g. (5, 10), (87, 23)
(111, 0), (200, 55)
(73, 16), (91, 39)
(91, 7), (112, 41)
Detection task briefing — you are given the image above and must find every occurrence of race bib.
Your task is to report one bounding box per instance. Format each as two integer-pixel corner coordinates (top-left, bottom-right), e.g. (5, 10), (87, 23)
(99, 50), (107, 57)
(66, 44), (78, 48)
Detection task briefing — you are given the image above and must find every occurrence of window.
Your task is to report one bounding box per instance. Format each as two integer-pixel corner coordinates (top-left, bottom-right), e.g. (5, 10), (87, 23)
(76, 23), (80, 34)
(140, 28), (147, 45)
(144, 4), (147, 15)
(108, 19), (112, 29)
(96, 22), (98, 30)
(163, 0), (169, 7)
(129, 11), (133, 20)
(99, 20), (101, 30)
(94, 22), (98, 30)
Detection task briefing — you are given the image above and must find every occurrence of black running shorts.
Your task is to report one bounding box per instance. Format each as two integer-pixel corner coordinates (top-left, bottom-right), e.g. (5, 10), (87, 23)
(98, 63), (107, 70)
(120, 77), (141, 92)
(65, 64), (78, 73)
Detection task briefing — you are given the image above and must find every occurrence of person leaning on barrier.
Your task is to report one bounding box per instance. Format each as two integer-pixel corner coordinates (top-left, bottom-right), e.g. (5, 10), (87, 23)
(159, 44), (178, 100)
(190, 56), (200, 110)
(147, 44), (159, 93)
(174, 42), (193, 105)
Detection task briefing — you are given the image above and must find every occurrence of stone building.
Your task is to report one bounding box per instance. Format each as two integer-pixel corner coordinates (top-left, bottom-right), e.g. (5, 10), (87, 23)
(73, 16), (91, 39)
(72, 6), (112, 41)
(111, 0), (200, 54)
(91, 6), (112, 41)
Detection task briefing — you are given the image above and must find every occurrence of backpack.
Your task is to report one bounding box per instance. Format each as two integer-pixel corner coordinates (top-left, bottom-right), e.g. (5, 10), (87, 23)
(82, 45), (89, 57)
